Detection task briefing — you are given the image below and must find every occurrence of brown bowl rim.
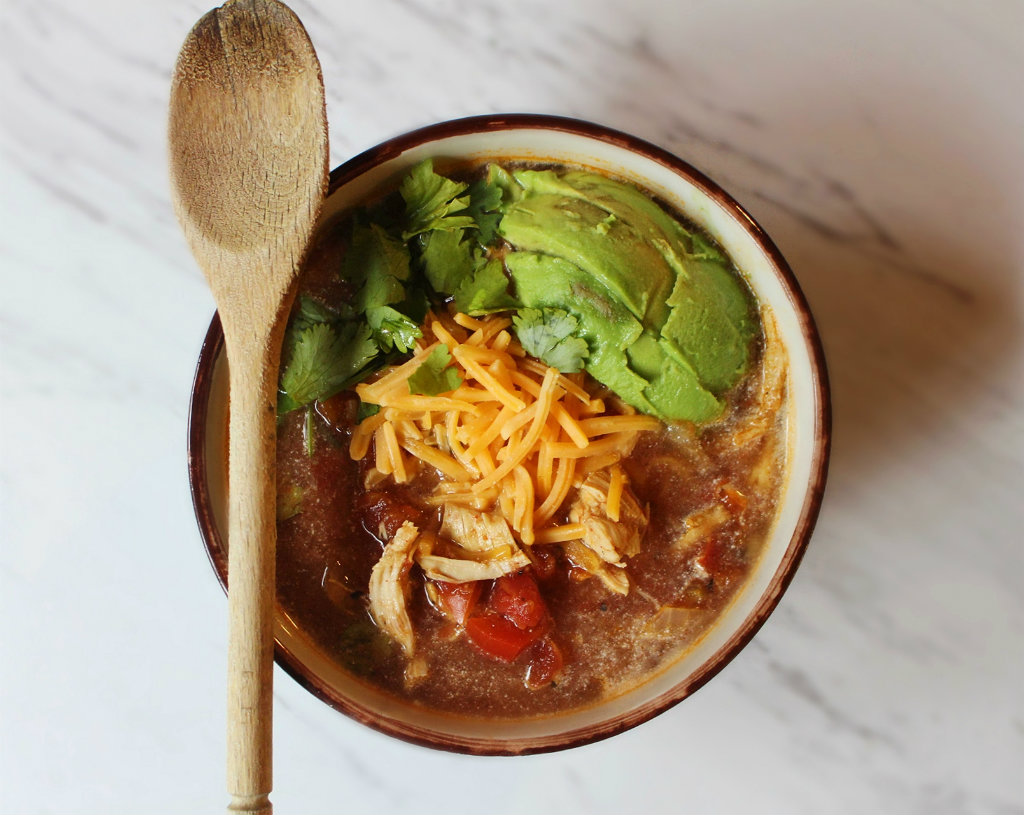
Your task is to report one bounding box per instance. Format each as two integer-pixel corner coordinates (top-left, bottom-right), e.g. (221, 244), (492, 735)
(187, 112), (832, 756)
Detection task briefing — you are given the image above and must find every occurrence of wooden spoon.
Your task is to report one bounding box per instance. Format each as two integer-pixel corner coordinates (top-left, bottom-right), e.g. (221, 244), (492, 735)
(168, 1), (328, 812)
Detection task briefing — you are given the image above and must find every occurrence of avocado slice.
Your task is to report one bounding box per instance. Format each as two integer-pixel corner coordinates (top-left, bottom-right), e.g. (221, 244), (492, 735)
(506, 252), (721, 421)
(498, 167), (756, 423)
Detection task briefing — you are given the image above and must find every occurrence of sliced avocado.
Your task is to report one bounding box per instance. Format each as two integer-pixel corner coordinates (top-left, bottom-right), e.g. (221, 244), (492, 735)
(514, 169), (696, 280)
(505, 252), (656, 415)
(643, 338), (723, 423)
(661, 257), (757, 392)
(499, 168), (757, 423)
(499, 194), (674, 329)
(626, 331), (723, 422)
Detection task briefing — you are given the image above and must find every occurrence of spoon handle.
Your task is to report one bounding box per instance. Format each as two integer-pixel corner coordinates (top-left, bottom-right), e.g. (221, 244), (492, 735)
(225, 340), (279, 815)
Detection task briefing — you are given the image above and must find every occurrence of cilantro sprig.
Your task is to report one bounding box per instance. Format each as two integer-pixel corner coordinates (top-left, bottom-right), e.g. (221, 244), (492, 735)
(278, 321), (378, 413)
(512, 308), (590, 373)
(407, 345), (462, 396)
(278, 160), (520, 413)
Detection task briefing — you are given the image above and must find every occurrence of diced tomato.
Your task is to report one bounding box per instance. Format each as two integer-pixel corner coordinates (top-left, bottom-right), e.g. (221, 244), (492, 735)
(489, 571), (547, 631)
(465, 614), (542, 662)
(357, 491), (424, 540)
(525, 637), (564, 689)
(433, 580), (481, 626)
(719, 483), (748, 515)
(696, 536), (745, 580)
(528, 546), (559, 581)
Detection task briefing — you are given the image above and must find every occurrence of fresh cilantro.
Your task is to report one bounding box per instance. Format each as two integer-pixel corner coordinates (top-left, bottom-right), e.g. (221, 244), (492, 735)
(365, 305), (422, 353)
(356, 401), (380, 423)
(453, 258), (520, 315)
(292, 294), (347, 330)
(400, 159), (475, 238)
(345, 223), (411, 312)
(393, 281), (431, 326)
(407, 344), (462, 396)
(279, 322), (379, 413)
(512, 308), (590, 373)
(421, 228), (475, 295)
(465, 174), (505, 244)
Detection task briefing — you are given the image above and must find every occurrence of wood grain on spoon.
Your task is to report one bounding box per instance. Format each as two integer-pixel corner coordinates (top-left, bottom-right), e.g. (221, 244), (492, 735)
(168, 1), (328, 812)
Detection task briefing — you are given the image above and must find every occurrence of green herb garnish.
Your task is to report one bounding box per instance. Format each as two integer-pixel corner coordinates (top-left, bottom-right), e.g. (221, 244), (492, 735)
(407, 344), (462, 396)
(512, 308), (590, 373)
(278, 322), (378, 413)
(400, 159), (475, 238)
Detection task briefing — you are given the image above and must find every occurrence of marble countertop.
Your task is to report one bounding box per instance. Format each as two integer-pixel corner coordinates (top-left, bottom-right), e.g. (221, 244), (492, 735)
(2, 0), (1022, 812)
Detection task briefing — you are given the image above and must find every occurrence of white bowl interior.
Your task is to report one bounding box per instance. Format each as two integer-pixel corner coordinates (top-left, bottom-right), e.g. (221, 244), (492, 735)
(200, 124), (824, 750)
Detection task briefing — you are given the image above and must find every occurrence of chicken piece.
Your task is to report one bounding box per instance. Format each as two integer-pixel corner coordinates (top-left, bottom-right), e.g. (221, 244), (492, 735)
(440, 504), (518, 553)
(416, 505), (531, 584)
(675, 503), (731, 549)
(417, 552), (531, 583)
(368, 521), (420, 656)
(562, 540), (631, 595)
(569, 471), (648, 563)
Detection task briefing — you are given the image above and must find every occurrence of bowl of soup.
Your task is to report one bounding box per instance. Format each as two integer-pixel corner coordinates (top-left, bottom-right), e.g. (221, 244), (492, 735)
(188, 114), (830, 755)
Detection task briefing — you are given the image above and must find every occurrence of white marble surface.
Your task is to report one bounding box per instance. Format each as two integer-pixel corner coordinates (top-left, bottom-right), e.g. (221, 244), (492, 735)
(2, 0), (1023, 812)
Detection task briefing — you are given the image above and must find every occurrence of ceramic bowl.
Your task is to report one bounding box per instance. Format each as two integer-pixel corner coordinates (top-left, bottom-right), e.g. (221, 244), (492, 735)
(188, 114), (830, 755)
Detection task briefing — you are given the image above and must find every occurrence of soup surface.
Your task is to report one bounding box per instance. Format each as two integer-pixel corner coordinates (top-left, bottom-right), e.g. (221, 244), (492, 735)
(273, 160), (788, 719)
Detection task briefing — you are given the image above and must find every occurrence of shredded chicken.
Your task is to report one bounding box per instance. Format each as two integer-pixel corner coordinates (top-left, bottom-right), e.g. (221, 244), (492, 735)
(676, 503), (731, 549)
(415, 505), (531, 583)
(367, 521), (420, 656)
(417, 552), (531, 583)
(569, 471), (647, 562)
(440, 504), (518, 553)
(562, 540), (631, 595)
(561, 471), (648, 595)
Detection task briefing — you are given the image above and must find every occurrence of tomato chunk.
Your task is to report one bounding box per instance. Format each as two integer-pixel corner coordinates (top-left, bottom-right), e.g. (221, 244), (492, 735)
(525, 637), (564, 689)
(696, 535), (745, 580)
(489, 571), (547, 631)
(529, 546), (559, 581)
(465, 614), (541, 662)
(433, 580), (481, 626)
(357, 491), (424, 541)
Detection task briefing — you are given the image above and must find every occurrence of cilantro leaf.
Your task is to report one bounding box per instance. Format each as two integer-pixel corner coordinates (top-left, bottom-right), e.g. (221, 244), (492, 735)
(356, 401), (380, 423)
(465, 173), (505, 244)
(279, 322), (379, 413)
(344, 223), (411, 313)
(365, 305), (422, 353)
(407, 344), (462, 395)
(453, 257), (520, 315)
(400, 159), (475, 238)
(421, 228), (475, 295)
(487, 163), (524, 208)
(512, 308), (590, 373)
(292, 294), (348, 330)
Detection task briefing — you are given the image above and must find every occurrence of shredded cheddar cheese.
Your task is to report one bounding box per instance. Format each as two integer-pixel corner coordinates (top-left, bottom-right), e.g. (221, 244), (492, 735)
(350, 312), (658, 547)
